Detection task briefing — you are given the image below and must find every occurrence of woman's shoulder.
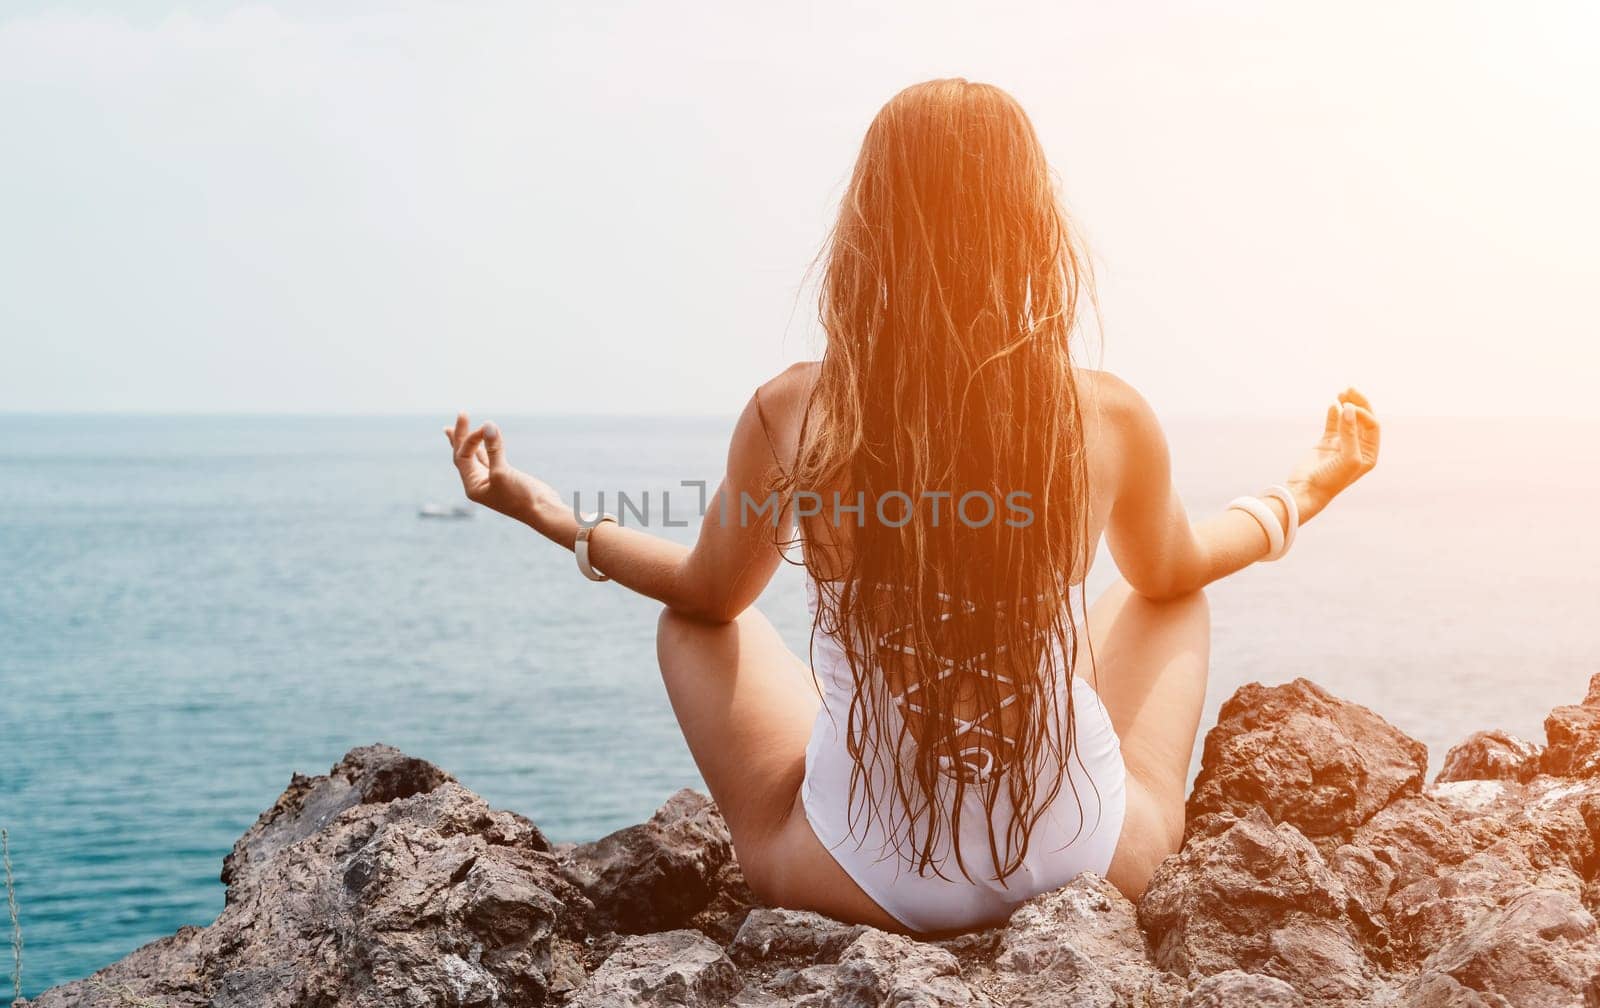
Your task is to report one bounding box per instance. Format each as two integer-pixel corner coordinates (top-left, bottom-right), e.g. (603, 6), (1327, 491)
(758, 360), (822, 402)
(754, 361), (820, 426)
(1073, 367), (1166, 487)
(1075, 365), (1134, 405)
(729, 361), (820, 465)
(1074, 367), (1155, 429)
(746, 362), (1154, 426)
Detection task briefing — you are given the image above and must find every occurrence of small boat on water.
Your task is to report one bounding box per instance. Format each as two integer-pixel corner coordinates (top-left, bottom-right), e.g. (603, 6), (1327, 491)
(418, 504), (473, 520)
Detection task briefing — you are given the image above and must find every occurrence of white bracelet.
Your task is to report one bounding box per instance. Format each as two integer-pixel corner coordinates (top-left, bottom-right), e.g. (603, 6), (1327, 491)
(1228, 495), (1285, 560)
(1259, 484), (1299, 562)
(575, 513), (617, 582)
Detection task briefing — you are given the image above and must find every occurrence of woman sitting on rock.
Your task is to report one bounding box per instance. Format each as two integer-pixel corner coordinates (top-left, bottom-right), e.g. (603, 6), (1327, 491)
(445, 78), (1381, 935)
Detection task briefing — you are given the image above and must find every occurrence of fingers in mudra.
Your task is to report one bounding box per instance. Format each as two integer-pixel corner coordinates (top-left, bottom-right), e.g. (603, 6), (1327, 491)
(445, 412), (492, 503)
(444, 413), (543, 521)
(1334, 389), (1380, 472)
(1320, 389), (1379, 486)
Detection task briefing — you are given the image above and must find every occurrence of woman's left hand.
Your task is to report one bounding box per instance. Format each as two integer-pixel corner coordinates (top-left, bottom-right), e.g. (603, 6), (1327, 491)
(444, 413), (561, 525)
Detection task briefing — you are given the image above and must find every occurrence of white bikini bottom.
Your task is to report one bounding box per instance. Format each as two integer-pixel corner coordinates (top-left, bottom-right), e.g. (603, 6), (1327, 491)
(800, 674), (1127, 934)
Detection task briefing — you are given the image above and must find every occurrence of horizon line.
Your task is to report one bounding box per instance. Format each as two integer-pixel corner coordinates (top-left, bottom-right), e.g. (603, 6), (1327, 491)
(1, 409), (1596, 423)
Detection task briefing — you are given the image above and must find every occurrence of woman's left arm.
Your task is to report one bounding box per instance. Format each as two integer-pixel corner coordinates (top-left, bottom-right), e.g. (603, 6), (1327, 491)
(445, 392), (787, 623)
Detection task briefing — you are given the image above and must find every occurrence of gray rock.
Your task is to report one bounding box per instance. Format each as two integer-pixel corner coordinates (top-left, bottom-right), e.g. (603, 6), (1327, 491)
(991, 874), (1182, 1007)
(568, 930), (743, 1008)
(728, 908), (868, 968)
(29, 746), (581, 1008)
(219, 744), (474, 897)
(797, 930), (982, 1008)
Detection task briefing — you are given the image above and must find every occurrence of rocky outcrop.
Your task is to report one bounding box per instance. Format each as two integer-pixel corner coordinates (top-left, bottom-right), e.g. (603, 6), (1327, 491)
(1545, 676), (1600, 779)
(26, 674), (1600, 1008)
(1436, 730), (1543, 785)
(1184, 678), (1430, 847)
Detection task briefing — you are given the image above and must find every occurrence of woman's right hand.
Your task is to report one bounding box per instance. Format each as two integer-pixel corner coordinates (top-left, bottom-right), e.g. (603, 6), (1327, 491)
(444, 413), (563, 530)
(1286, 387), (1380, 522)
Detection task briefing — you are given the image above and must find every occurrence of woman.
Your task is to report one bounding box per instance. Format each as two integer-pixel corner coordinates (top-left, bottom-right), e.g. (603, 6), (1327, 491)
(445, 78), (1380, 935)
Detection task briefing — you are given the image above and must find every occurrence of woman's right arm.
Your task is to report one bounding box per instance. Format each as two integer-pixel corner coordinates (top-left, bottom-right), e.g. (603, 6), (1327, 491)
(1102, 376), (1380, 601)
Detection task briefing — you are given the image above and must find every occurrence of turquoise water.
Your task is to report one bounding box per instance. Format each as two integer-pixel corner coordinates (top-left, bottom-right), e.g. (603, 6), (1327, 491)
(3, 413), (1598, 997)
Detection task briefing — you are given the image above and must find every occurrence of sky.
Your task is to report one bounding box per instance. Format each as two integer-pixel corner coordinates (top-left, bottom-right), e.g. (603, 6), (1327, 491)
(1, 1), (1596, 417)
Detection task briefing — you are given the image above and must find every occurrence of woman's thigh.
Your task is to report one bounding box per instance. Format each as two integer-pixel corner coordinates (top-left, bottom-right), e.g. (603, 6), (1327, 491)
(655, 607), (903, 930)
(655, 607), (820, 851)
(1077, 579), (1211, 898)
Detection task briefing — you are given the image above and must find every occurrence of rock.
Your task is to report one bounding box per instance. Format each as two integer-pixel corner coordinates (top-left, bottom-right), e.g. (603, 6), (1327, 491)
(1381, 845), (1549, 969)
(1403, 888), (1600, 1007)
(30, 746), (582, 1008)
(28, 674), (1600, 1008)
(688, 859), (760, 947)
(1351, 774), (1600, 970)
(1543, 673), (1600, 778)
(728, 908), (868, 969)
(795, 930), (981, 1007)
(990, 874), (1183, 1007)
(1186, 678), (1428, 846)
(1182, 970), (1306, 1007)
(567, 931), (742, 1008)
(1426, 779), (1509, 814)
(1327, 843), (1396, 924)
(561, 789), (738, 935)
(218, 744), (469, 896)
(1437, 730), (1544, 784)
(996, 874), (1147, 970)
(1139, 808), (1381, 1006)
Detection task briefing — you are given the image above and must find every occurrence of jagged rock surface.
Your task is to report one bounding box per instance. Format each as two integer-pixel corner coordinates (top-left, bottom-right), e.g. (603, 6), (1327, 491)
(27, 674), (1600, 1008)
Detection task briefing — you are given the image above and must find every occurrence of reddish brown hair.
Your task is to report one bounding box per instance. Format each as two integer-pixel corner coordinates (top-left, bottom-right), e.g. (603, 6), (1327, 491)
(782, 79), (1099, 882)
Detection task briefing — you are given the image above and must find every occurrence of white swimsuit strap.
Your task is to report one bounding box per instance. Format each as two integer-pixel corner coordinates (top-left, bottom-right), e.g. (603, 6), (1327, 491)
(890, 667), (1022, 751)
(860, 586), (1069, 783)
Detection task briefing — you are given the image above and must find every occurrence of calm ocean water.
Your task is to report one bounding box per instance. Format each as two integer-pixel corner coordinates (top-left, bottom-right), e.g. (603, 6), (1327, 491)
(2, 413), (1597, 996)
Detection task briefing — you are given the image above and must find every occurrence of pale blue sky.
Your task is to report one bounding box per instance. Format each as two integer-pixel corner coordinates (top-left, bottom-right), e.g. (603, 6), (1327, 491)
(2, 2), (1596, 416)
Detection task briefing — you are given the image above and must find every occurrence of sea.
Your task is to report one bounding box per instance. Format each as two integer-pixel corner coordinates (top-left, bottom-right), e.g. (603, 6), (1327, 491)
(2, 413), (1597, 997)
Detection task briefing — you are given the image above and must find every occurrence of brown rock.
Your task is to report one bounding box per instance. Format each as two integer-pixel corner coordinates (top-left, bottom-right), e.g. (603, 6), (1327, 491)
(1182, 970), (1306, 1007)
(1348, 794), (1484, 893)
(1403, 888), (1600, 1007)
(1437, 730), (1544, 784)
(688, 859), (759, 947)
(560, 789), (737, 934)
(1139, 809), (1381, 1006)
(1543, 673), (1600, 778)
(1186, 679), (1428, 845)
(27, 674), (1600, 1008)
(1328, 843), (1396, 925)
(1382, 847), (1554, 969)
(1355, 771), (1600, 971)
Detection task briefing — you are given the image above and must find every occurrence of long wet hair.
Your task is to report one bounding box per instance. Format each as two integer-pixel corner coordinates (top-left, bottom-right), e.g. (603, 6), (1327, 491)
(778, 79), (1098, 884)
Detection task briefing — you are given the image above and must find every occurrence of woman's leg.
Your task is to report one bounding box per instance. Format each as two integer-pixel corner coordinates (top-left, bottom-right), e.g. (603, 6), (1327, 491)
(1078, 578), (1211, 901)
(655, 606), (904, 930)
